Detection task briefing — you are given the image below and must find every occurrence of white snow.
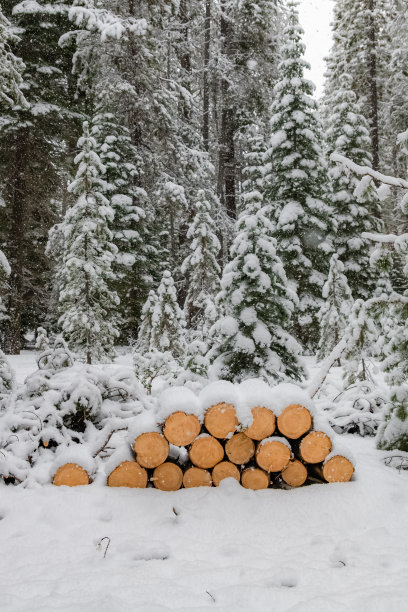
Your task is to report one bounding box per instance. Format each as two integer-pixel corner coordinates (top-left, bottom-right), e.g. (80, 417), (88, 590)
(0, 354), (407, 611)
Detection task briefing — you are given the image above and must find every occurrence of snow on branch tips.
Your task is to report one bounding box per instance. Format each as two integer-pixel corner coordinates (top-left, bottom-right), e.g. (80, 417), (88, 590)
(331, 153), (408, 213)
(68, 6), (148, 42)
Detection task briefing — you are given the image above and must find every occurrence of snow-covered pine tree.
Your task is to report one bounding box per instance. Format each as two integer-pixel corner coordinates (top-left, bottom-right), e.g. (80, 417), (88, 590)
(342, 299), (378, 387)
(35, 327), (49, 353)
(0, 5), (28, 109)
(181, 189), (220, 337)
(92, 109), (156, 340)
(318, 254), (353, 362)
(134, 289), (158, 354)
(150, 270), (186, 359)
(59, 121), (120, 364)
(325, 74), (382, 300)
(0, 349), (14, 401)
(263, 2), (333, 350)
(209, 124), (305, 383)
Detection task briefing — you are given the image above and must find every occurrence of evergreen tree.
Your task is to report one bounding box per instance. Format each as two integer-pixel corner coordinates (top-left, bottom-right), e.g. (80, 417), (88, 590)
(150, 270), (186, 359)
(35, 326), (49, 352)
(59, 121), (119, 364)
(181, 189), (220, 337)
(0, 249), (10, 329)
(210, 125), (305, 383)
(0, 349), (14, 401)
(0, 4), (28, 109)
(317, 254), (353, 361)
(92, 109), (156, 340)
(134, 289), (158, 354)
(325, 74), (381, 300)
(343, 299), (378, 386)
(264, 3), (333, 349)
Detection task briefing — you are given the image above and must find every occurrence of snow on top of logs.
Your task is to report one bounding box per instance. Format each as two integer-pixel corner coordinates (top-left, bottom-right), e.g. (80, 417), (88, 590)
(157, 386), (202, 423)
(267, 383), (315, 418)
(238, 379), (276, 427)
(199, 380), (239, 413)
(104, 446), (134, 476)
(128, 411), (161, 443)
(259, 436), (292, 451)
(52, 445), (96, 477)
(323, 444), (356, 468)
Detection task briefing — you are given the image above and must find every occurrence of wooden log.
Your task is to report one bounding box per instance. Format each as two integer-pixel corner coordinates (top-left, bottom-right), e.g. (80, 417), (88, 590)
(163, 411), (201, 446)
(277, 404), (312, 439)
(152, 462), (183, 491)
(189, 435), (224, 469)
(225, 433), (255, 465)
(212, 461), (240, 486)
(204, 402), (238, 439)
(256, 439), (291, 472)
(322, 455), (354, 483)
(183, 466), (212, 488)
(53, 463), (89, 487)
(299, 431), (332, 464)
(107, 461), (148, 488)
(244, 406), (276, 441)
(241, 467), (270, 490)
(133, 432), (169, 469)
(280, 459), (308, 488)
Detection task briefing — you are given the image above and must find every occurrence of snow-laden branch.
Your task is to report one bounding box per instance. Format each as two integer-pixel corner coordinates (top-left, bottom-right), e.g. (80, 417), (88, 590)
(331, 153), (408, 190)
(69, 6), (148, 42)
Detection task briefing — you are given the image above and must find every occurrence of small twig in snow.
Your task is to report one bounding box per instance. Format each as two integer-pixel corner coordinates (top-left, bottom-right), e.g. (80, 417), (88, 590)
(206, 591), (216, 603)
(98, 536), (111, 558)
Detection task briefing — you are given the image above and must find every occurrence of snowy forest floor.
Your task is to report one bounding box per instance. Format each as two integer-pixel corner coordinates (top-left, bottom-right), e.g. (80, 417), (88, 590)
(1, 354), (407, 611)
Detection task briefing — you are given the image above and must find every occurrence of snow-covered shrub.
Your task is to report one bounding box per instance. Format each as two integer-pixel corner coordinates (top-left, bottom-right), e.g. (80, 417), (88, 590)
(37, 336), (75, 371)
(0, 350), (14, 404)
(377, 386), (408, 452)
(35, 327), (49, 352)
(326, 381), (386, 437)
(0, 363), (146, 485)
(133, 349), (183, 393)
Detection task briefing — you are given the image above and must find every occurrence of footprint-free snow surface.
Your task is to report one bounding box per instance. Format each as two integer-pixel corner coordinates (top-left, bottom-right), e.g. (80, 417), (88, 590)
(0, 437), (407, 611)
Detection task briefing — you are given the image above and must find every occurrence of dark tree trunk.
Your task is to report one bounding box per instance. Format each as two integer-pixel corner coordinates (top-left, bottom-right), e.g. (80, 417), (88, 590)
(4, 129), (30, 354)
(203, 0), (211, 151)
(218, 10), (236, 221)
(368, 0), (380, 172)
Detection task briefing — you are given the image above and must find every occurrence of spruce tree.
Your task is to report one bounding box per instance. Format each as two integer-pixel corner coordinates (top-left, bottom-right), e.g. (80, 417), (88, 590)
(134, 290), (158, 354)
(318, 254), (353, 361)
(59, 121), (119, 364)
(210, 123), (304, 383)
(263, 3), (333, 349)
(0, 5), (28, 109)
(150, 270), (186, 359)
(181, 189), (220, 337)
(343, 299), (378, 386)
(92, 109), (156, 340)
(325, 74), (381, 300)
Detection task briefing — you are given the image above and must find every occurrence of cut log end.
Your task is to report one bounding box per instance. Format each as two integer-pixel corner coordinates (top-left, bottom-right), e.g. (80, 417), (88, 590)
(204, 403), (238, 439)
(277, 404), (312, 439)
(107, 461), (148, 488)
(152, 462), (183, 491)
(163, 411), (201, 446)
(300, 431), (332, 464)
(225, 433), (255, 465)
(281, 459), (308, 488)
(189, 435), (224, 469)
(183, 467), (212, 488)
(212, 461), (240, 486)
(256, 440), (291, 473)
(133, 432), (169, 469)
(53, 463), (89, 487)
(241, 467), (270, 490)
(323, 456), (354, 483)
(244, 406), (276, 441)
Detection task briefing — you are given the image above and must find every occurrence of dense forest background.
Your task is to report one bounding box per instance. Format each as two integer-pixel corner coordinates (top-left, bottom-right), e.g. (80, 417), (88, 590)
(0, 0), (407, 369)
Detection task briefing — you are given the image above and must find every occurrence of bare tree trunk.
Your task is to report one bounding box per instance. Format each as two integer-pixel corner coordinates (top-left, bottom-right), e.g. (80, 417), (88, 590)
(203, 0), (211, 151)
(4, 129), (29, 354)
(218, 10), (236, 221)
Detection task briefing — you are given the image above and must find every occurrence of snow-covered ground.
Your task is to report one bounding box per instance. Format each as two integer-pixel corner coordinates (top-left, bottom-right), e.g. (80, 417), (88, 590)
(0, 354), (407, 611)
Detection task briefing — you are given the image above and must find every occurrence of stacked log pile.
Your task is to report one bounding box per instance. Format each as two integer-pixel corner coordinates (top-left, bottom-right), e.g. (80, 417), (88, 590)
(53, 380), (354, 489)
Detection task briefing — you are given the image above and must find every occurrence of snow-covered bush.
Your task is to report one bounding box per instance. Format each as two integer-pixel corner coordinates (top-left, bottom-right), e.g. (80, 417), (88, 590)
(35, 327), (50, 352)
